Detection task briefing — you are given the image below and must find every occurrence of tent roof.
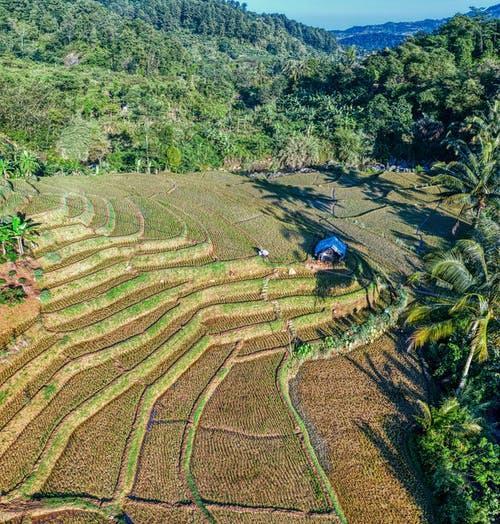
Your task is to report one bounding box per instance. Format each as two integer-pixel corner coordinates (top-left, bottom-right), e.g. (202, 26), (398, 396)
(314, 236), (347, 258)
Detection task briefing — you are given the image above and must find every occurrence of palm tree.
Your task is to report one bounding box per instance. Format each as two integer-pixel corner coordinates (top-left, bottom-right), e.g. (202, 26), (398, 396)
(407, 238), (499, 396)
(433, 137), (499, 222)
(432, 104), (499, 225)
(7, 213), (39, 258)
(416, 398), (482, 435)
(282, 59), (312, 86)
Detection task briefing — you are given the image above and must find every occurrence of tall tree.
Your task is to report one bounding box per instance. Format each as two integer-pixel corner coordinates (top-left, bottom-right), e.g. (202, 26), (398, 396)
(432, 103), (499, 223)
(407, 238), (499, 395)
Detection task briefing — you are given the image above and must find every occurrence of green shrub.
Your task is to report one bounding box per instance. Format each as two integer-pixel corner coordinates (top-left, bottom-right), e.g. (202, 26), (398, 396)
(34, 268), (43, 280)
(166, 145), (182, 171)
(292, 342), (316, 361)
(18, 277), (27, 284)
(44, 252), (62, 263)
(0, 286), (26, 306)
(8, 270), (16, 277)
(39, 289), (51, 303)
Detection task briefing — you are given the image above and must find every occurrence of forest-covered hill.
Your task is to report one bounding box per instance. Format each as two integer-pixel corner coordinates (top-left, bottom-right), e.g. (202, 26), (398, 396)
(0, 0), (498, 176)
(0, 0), (336, 69)
(333, 4), (500, 51)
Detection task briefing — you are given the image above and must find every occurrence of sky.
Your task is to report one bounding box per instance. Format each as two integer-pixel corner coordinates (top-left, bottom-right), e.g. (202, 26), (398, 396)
(243, 0), (499, 30)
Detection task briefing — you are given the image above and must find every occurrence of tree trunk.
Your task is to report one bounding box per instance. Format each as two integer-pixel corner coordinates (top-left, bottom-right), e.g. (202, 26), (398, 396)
(476, 199), (485, 220)
(456, 345), (475, 396)
(1, 241), (5, 256)
(17, 236), (24, 257)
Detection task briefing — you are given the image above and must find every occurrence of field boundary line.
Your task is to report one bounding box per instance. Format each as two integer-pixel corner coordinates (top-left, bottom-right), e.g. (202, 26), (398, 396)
(234, 346), (286, 362)
(196, 424), (295, 440)
(119, 338), (212, 500)
(46, 281), (185, 333)
(278, 357), (348, 524)
(204, 500), (341, 519)
(41, 237), (140, 274)
(180, 341), (242, 523)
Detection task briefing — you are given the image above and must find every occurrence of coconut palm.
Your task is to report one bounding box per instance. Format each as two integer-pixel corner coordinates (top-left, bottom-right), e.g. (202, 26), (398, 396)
(282, 59), (312, 86)
(416, 398), (482, 436)
(464, 100), (500, 149)
(407, 238), (499, 396)
(432, 104), (499, 224)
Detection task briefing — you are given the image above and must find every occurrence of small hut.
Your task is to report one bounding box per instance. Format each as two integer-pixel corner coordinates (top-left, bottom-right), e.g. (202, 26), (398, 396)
(314, 236), (347, 263)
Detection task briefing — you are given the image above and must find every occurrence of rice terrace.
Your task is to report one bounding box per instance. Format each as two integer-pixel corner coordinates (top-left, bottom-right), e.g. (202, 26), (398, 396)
(0, 168), (457, 523)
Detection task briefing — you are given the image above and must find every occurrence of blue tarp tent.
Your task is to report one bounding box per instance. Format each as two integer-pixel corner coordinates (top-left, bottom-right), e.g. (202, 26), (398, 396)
(314, 236), (347, 261)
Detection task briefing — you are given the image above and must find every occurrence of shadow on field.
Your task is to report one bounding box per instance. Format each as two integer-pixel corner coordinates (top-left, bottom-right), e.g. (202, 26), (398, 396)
(249, 178), (330, 210)
(321, 169), (460, 242)
(247, 169), (459, 286)
(344, 332), (427, 405)
(345, 332), (436, 522)
(354, 416), (436, 523)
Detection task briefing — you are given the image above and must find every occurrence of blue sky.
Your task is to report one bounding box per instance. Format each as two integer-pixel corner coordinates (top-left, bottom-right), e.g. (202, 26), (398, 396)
(243, 0), (499, 30)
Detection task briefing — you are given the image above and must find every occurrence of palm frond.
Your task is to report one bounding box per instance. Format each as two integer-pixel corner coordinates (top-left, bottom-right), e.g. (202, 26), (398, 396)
(455, 240), (488, 280)
(431, 258), (475, 294)
(469, 315), (491, 363)
(450, 422), (482, 436)
(406, 305), (433, 324)
(440, 397), (460, 415)
(408, 271), (426, 286)
(410, 319), (455, 349)
(415, 400), (432, 431)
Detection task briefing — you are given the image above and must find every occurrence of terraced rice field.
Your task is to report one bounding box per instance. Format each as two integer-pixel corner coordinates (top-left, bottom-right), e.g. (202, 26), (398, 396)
(292, 333), (435, 524)
(0, 170), (444, 523)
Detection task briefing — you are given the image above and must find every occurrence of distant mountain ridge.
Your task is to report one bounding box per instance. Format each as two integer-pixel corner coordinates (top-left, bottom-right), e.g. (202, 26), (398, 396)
(332, 3), (500, 51)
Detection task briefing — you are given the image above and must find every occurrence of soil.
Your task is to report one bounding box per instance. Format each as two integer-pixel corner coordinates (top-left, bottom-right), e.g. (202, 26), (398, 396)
(0, 257), (41, 347)
(0, 257), (41, 299)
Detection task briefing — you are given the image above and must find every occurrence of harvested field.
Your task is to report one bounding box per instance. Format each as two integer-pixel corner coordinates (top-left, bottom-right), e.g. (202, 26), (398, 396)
(132, 422), (190, 503)
(292, 333), (435, 524)
(0, 170), (446, 522)
(153, 343), (235, 422)
(123, 501), (202, 524)
(192, 428), (331, 512)
(210, 508), (340, 523)
(41, 384), (144, 499)
(31, 510), (109, 523)
(201, 351), (294, 435)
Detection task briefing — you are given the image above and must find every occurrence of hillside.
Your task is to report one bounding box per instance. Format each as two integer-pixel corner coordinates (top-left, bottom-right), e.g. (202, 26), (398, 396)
(0, 168), (454, 522)
(332, 3), (500, 51)
(0, 0), (336, 69)
(0, 2), (497, 176)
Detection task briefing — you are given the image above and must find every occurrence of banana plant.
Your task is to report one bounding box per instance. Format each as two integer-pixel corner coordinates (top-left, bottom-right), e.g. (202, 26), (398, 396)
(16, 151), (39, 178)
(8, 213), (39, 258)
(0, 219), (13, 256)
(0, 158), (12, 179)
